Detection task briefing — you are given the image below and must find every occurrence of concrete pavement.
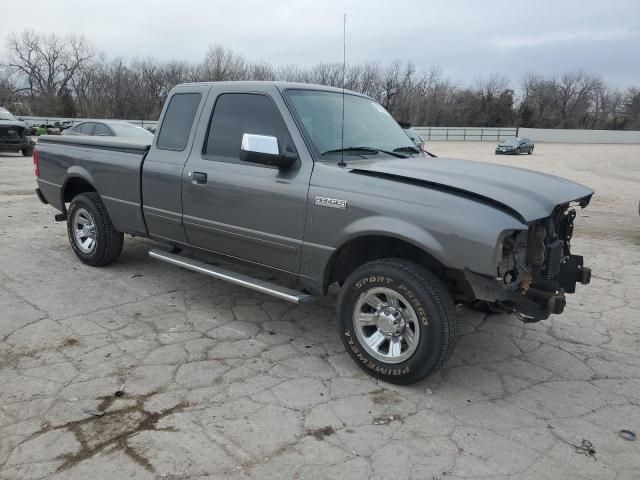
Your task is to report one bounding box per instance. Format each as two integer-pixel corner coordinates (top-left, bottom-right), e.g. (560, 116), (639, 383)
(1, 143), (639, 479)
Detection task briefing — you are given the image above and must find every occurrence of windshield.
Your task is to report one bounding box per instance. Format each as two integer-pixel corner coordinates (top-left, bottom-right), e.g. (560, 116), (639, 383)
(285, 89), (415, 158)
(0, 111), (17, 121)
(403, 127), (423, 144)
(109, 123), (154, 140)
(502, 138), (519, 146)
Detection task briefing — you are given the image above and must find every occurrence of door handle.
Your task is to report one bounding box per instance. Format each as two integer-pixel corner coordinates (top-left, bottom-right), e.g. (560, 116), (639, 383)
(192, 172), (207, 184)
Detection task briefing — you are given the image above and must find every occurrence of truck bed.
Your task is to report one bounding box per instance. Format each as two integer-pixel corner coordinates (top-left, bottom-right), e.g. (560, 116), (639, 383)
(36, 135), (151, 236)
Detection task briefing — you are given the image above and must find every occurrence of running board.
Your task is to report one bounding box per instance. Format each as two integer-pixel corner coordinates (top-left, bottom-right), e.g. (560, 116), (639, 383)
(148, 249), (314, 304)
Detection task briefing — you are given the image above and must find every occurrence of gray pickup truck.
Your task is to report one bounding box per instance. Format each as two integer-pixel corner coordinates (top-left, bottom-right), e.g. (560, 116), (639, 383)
(34, 81), (593, 384)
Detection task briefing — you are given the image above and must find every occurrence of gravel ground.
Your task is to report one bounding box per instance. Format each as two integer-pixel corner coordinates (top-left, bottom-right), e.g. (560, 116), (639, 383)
(0, 142), (639, 479)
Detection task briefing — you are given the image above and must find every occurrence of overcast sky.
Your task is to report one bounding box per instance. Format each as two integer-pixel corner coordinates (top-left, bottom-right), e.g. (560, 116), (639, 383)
(4, 0), (639, 88)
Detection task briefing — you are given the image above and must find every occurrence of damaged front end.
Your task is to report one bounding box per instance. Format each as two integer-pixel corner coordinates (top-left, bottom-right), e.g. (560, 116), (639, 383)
(463, 199), (592, 321)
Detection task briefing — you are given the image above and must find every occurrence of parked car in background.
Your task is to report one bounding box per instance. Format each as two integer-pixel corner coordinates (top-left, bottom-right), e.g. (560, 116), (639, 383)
(495, 137), (534, 155)
(0, 107), (36, 156)
(63, 120), (154, 140)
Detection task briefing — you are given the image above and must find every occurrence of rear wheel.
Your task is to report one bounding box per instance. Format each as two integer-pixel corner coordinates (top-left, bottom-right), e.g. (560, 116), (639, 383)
(21, 147), (33, 157)
(337, 259), (458, 384)
(66, 192), (123, 266)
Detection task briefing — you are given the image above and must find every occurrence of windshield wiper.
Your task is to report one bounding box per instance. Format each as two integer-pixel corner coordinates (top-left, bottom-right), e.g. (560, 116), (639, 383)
(321, 146), (407, 158)
(393, 146), (421, 154)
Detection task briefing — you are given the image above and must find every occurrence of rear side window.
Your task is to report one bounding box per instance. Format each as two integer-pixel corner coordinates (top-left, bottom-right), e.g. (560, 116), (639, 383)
(80, 122), (95, 135)
(156, 93), (201, 151)
(93, 123), (111, 136)
(204, 93), (293, 162)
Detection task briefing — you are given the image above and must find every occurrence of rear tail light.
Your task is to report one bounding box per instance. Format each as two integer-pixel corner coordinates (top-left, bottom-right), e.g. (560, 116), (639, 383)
(33, 148), (40, 177)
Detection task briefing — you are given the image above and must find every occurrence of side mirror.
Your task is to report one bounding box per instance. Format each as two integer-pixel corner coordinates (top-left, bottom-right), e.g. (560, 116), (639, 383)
(240, 133), (297, 169)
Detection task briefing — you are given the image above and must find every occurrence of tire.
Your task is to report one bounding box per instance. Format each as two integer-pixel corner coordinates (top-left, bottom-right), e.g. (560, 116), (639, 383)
(337, 258), (458, 384)
(515, 148), (521, 155)
(66, 192), (123, 266)
(21, 147), (34, 157)
(528, 146), (533, 154)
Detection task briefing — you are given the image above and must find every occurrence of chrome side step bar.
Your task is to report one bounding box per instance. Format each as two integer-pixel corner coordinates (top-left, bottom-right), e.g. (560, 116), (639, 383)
(148, 249), (314, 304)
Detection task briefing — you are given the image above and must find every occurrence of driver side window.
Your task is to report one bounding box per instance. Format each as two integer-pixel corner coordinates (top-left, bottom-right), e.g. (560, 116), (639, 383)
(203, 93), (294, 164)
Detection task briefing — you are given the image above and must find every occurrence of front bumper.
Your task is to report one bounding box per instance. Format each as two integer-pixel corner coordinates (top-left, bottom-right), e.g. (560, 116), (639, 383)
(464, 255), (591, 320)
(0, 137), (35, 151)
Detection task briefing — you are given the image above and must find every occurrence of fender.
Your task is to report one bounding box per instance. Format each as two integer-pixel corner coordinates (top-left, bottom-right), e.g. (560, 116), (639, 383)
(319, 215), (447, 290)
(340, 215), (446, 262)
(60, 167), (98, 213)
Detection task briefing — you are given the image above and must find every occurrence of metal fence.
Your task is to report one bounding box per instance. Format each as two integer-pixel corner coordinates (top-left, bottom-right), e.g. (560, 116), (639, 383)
(18, 116), (522, 142)
(414, 127), (519, 142)
(17, 116), (159, 130)
(15, 115), (640, 143)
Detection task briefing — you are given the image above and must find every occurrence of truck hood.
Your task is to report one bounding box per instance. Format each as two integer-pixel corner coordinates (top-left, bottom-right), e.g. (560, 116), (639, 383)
(349, 156), (593, 222)
(0, 120), (27, 128)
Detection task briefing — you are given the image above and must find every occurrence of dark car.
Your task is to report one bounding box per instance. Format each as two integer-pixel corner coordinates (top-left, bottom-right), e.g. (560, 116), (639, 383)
(495, 137), (534, 155)
(63, 120), (154, 141)
(0, 107), (36, 156)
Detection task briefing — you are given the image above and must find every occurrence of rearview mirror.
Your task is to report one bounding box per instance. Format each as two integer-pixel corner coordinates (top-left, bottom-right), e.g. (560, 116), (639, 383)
(240, 133), (297, 169)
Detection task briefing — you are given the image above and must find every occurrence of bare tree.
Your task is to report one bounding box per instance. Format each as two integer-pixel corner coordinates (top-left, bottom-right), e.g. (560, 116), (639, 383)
(5, 30), (94, 98)
(551, 71), (602, 128)
(1, 30), (639, 130)
(0, 66), (18, 108)
(201, 45), (247, 81)
(622, 88), (640, 130)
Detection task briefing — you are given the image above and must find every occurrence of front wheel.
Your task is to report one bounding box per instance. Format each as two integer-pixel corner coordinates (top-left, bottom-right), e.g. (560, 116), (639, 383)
(528, 146), (533, 154)
(21, 147), (34, 157)
(337, 259), (458, 384)
(67, 192), (124, 266)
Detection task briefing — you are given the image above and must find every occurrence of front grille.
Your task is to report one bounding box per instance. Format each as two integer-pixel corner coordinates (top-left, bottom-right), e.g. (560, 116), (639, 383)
(544, 239), (563, 280)
(0, 126), (22, 139)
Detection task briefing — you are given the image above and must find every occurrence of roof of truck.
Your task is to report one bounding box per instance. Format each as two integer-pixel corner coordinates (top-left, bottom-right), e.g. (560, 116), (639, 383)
(174, 81), (366, 97)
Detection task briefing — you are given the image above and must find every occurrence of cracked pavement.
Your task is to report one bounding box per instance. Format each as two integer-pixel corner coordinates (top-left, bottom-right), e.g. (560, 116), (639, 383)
(1, 142), (639, 479)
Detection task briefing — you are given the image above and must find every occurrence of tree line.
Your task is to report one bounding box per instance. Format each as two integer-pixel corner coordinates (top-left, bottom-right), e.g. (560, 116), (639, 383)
(1, 30), (639, 130)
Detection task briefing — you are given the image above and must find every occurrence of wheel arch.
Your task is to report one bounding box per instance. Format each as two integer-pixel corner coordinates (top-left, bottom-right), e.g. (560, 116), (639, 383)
(61, 172), (98, 213)
(323, 230), (447, 293)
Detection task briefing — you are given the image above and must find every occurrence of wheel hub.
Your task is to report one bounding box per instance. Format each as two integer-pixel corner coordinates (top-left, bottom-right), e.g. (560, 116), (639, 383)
(352, 287), (422, 364)
(73, 208), (97, 254)
(82, 225), (95, 237)
(377, 307), (405, 336)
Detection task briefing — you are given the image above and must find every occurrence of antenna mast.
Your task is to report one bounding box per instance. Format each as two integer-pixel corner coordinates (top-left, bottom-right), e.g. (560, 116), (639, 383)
(338, 13), (347, 167)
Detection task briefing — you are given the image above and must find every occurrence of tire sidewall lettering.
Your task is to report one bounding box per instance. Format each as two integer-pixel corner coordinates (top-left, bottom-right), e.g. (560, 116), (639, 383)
(397, 284), (429, 326)
(355, 276), (394, 289)
(346, 326), (410, 375)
